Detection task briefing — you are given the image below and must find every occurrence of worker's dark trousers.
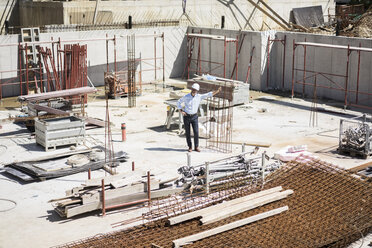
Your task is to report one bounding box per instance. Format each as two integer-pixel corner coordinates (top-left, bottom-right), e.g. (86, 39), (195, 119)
(183, 114), (199, 149)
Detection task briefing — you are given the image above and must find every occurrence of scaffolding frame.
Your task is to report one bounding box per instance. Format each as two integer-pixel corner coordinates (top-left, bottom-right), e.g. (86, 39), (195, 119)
(291, 40), (372, 110)
(185, 32), (239, 80)
(0, 33), (165, 100)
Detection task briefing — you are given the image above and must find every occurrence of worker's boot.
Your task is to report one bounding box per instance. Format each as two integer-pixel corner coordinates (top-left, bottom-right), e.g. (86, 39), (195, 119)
(188, 147), (192, 152)
(195, 147), (201, 152)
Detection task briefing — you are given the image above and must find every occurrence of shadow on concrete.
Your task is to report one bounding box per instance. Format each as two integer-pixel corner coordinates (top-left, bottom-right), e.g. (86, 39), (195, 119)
(147, 125), (168, 133)
(0, 172), (29, 185)
(0, 128), (31, 137)
(145, 147), (187, 152)
(256, 97), (360, 119)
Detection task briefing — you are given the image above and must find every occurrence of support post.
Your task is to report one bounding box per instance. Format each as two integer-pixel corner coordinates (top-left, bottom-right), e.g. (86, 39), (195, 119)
(187, 152), (191, 167)
(162, 33), (165, 88)
(154, 32), (157, 80)
(242, 143), (246, 153)
(147, 171), (151, 204)
(106, 34), (109, 72)
(132, 161), (135, 171)
(291, 39), (296, 98)
(205, 162), (210, 194)
(266, 36), (270, 88)
(302, 38), (307, 97)
(121, 123), (126, 142)
(25, 43), (29, 95)
(262, 151), (266, 183)
(356, 43), (361, 104)
(223, 37), (226, 78)
(88, 168), (91, 180)
(345, 45), (350, 108)
(101, 179), (106, 216)
(282, 35), (286, 89)
(114, 35), (117, 76)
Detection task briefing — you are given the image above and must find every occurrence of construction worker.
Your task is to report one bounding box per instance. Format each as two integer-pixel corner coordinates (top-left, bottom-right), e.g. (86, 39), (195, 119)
(177, 83), (221, 152)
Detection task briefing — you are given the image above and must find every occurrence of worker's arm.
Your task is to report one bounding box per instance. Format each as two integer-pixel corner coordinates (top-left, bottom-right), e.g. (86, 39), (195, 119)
(177, 96), (187, 116)
(212, 86), (222, 96)
(200, 86), (222, 100)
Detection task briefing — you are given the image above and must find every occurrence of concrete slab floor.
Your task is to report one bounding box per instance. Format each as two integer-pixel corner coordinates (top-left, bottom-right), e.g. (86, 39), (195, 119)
(0, 85), (371, 247)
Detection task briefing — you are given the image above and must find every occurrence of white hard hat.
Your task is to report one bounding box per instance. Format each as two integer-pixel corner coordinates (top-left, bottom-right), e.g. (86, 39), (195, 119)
(191, 83), (200, 91)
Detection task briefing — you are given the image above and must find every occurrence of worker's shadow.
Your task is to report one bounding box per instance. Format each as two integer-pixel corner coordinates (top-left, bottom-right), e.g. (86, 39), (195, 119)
(145, 147), (187, 152)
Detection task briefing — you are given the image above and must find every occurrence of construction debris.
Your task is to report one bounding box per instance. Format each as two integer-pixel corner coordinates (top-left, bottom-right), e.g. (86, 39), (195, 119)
(4, 149), (128, 181)
(50, 170), (182, 218)
(339, 116), (372, 158)
(56, 155), (372, 248)
(175, 152), (281, 190)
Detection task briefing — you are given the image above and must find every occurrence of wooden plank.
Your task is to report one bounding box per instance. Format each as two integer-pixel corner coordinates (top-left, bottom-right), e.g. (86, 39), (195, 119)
(84, 170), (147, 187)
(168, 186), (283, 225)
(246, 0), (290, 30)
(28, 103), (71, 116)
(173, 206), (289, 248)
(84, 117), (105, 127)
(65, 187), (183, 218)
(200, 190), (293, 225)
(348, 161), (372, 172)
(18, 86), (96, 102)
(110, 174), (145, 188)
(82, 179), (160, 204)
(82, 183), (145, 204)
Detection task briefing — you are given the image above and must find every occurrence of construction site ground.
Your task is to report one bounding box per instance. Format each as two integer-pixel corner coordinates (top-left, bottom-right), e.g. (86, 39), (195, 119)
(0, 81), (371, 247)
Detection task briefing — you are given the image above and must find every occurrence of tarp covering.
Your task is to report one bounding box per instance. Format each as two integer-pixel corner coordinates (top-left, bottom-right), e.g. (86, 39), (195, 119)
(292, 5), (324, 27)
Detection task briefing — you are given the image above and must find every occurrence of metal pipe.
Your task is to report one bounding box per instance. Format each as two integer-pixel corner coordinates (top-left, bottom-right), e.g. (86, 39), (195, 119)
(356, 43), (361, 104)
(223, 36), (226, 78)
(114, 35), (117, 76)
(235, 36), (238, 80)
(344, 45), (350, 108)
(266, 36), (270, 88)
(162, 33), (165, 87)
(282, 35), (286, 89)
(302, 38), (307, 97)
(154, 32), (157, 80)
(147, 171), (151, 204)
(18, 43), (23, 95)
(106, 34), (109, 72)
(291, 39), (296, 98)
(101, 179), (106, 216)
(25, 43), (29, 95)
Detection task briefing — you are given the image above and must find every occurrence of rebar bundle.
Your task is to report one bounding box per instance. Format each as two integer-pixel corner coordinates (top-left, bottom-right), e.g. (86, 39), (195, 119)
(55, 156), (372, 248)
(127, 34), (136, 108)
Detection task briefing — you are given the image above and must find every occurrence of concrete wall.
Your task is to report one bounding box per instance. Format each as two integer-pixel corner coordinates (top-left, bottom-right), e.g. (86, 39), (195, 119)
(0, 26), (187, 97)
(18, 0), (334, 31)
(185, 27), (262, 90)
(268, 32), (372, 107)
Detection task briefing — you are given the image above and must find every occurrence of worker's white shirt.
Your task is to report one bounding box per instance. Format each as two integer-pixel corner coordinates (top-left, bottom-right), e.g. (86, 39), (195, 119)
(177, 92), (213, 115)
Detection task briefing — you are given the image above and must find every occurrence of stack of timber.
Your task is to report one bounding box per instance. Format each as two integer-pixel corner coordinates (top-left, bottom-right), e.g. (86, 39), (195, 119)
(168, 186), (292, 226)
(51, 170), (182, 218)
